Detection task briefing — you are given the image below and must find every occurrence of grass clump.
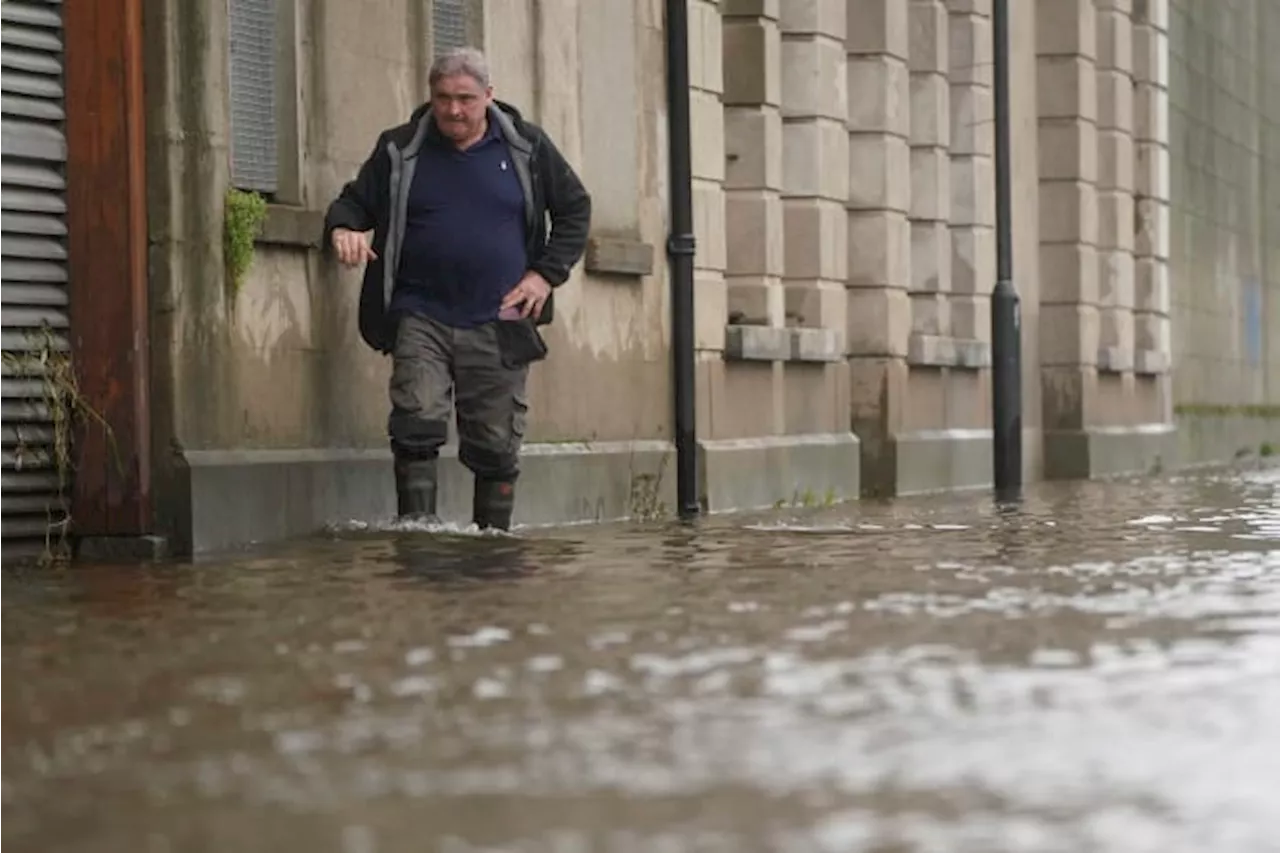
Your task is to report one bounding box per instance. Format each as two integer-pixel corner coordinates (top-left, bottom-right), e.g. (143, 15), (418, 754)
(2, 324), (116, 565)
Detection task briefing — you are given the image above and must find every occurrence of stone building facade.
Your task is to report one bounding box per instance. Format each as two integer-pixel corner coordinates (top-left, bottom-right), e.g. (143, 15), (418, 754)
(143, 0), (1187, 552)
(1033, 0), (1178, 476)
(10, 0), (1273, 555)
(686, 0), (1184, 494)
(1168, 0), (1280, 463)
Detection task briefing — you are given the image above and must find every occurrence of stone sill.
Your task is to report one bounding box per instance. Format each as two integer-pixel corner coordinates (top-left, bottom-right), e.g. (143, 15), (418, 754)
(256, 204), (324, 249)
(1098, 346), (1133, 373)
(253, 214), (658, 283)
(1134, 348), (1170, 375)
(908, 334), (991, 369)
(724, 324), (844, 363)
(584, 234), (654, 277)
(1097, 348), (1170, 376)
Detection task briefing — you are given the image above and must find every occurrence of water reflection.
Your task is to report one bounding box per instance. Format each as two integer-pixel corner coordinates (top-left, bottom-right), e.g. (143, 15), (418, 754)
(385, 534), (546, 584)
(3, 467), (1279, 853)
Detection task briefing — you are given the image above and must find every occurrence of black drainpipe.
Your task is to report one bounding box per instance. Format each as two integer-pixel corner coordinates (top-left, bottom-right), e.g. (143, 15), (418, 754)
(991, 0), (1022, 501)
(665, 0), (700, 519)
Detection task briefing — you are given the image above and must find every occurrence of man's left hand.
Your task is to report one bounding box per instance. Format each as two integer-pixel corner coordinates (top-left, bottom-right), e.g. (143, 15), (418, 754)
(501, 271), (552, 320)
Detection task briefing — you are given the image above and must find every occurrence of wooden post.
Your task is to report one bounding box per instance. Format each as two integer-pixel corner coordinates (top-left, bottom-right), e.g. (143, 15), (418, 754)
(63, 0), (152, 535)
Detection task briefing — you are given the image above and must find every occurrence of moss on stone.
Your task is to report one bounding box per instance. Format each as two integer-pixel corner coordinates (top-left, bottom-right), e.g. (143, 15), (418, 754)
(224, 188), (267, 296)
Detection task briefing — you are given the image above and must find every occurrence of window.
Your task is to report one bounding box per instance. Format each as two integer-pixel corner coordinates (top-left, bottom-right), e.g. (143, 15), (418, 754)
(431, 0), (483, 57)
(228, 0), (277, 193)
(432, 0), (468, 54)
(228, 0), (301, 203)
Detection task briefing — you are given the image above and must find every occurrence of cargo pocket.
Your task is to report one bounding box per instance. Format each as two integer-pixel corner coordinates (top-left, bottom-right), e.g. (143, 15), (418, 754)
(494, 318), (549, 370)
(509, 386), (528, 457)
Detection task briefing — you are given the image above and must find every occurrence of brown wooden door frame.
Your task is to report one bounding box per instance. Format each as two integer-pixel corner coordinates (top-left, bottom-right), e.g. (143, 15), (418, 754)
(63, 0), (153, 536)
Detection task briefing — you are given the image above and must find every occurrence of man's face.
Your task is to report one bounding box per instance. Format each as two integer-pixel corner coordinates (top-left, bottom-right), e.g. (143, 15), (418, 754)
(430, 73), (492, 143)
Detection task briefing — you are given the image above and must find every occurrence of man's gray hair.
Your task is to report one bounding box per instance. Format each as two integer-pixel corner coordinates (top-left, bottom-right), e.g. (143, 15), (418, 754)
(429, 47), (490, 89)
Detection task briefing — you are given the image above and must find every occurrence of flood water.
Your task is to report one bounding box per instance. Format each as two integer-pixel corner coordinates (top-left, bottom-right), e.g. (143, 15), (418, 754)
(4, 467), (1280, 853)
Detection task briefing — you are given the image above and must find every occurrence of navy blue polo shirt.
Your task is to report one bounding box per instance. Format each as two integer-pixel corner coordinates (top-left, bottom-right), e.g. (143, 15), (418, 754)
(391, 118), (528, 328)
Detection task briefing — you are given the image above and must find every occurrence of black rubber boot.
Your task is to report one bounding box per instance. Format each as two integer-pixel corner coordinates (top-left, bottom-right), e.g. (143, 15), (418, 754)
(473, 478), (516, 531)
(395, 458), (439, 522)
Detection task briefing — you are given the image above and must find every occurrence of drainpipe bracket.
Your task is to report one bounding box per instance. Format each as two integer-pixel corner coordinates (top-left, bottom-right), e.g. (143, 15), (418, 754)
(667, 233), (697, 257)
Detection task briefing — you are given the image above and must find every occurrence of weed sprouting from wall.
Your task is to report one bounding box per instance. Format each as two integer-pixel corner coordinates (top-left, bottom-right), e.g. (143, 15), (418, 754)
(224, 187), (268, 297)
(1, 324), (117, 565)
(628, 451), (670, 522)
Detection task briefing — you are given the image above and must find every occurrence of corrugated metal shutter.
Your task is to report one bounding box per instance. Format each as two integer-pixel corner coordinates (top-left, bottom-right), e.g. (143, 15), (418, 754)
(1, 0), (70, 559)
(228, 0), (277, 193)
(433, 0), (470, 55)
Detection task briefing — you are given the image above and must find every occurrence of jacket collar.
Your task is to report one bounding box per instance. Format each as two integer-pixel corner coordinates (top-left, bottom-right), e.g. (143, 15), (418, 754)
(404, 101), (532, 158)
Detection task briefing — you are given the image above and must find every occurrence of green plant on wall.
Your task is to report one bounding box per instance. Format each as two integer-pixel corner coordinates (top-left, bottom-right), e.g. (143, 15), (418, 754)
(223, 187), (268, 296)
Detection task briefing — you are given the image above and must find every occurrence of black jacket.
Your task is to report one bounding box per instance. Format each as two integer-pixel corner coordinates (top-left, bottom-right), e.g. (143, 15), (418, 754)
(322, 100), (592, 353)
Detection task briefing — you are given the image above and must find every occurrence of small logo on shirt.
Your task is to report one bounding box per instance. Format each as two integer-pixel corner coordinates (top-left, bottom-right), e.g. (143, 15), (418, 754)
(500, 160), (508, 171)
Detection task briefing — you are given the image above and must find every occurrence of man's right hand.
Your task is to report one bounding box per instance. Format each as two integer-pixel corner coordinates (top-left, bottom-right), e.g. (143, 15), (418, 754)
(331, 228), (378, 268)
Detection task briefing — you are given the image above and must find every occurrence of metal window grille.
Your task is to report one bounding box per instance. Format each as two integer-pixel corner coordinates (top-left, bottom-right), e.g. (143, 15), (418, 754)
(433, 0), (470, 55)
(1, 0), (71, 557)
(228, 0), (278, 193)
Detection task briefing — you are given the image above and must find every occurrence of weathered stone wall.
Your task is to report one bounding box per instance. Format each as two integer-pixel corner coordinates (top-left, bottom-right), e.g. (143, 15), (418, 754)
(141, 0), (1277, 553)
(1168, 0), (1280, 463)
(688, 0), (1045, 501)
(837, 0), (1041, 495)
(687, 0), (862, 512)
(1036, 0), (1176, 479)
(145, 0), (675, 550)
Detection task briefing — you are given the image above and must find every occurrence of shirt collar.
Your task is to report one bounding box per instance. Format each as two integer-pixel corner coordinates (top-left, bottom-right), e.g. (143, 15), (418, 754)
(479, 114), (503, 144)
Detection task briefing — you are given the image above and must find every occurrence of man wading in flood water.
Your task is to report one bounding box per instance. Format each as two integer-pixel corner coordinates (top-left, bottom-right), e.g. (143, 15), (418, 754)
(324, 47), (591, 531)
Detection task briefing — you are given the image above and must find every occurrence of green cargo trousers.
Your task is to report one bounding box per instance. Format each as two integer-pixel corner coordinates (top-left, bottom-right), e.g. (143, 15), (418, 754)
(387, 313), (529, 482)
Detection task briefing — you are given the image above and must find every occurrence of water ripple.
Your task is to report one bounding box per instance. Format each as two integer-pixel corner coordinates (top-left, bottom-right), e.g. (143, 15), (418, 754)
(4, 467), (1279, 852)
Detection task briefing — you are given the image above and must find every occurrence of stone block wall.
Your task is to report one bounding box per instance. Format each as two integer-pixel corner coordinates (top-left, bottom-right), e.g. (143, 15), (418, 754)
(942, 0), (994, 352)
(723, 0), (785, 329)
(689, 0), (730, 370)
(1132, 0), (1174, 383)
(1038, 0), (1176, 479)
(694, 0), (860, 511)
(843, 0), (1001, 495)
(1167, 0), (1280, 464)
(706, 0), (1182, 492)
(781, 0), (848, 338)
(138, 0), (1280, 552)
(711, 0), (1034, 497)
(844, 0), (913, 492)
